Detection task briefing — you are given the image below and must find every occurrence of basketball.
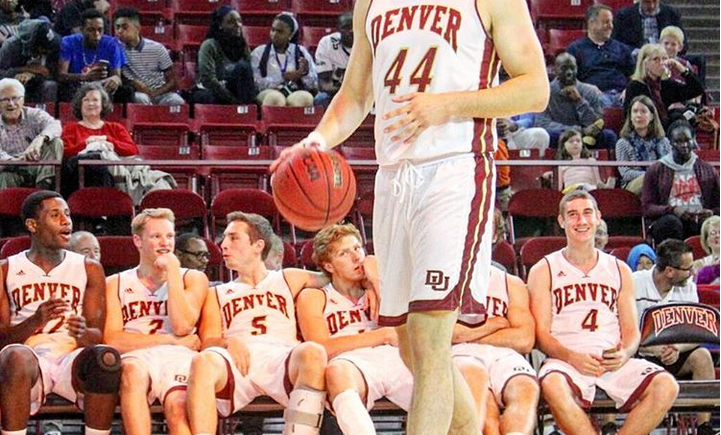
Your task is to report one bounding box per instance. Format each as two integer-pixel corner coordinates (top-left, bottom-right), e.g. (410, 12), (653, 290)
(271, 148), (357, 231)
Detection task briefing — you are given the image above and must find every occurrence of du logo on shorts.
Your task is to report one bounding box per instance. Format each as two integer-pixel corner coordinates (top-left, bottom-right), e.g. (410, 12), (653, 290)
(425, 270), (449, 291)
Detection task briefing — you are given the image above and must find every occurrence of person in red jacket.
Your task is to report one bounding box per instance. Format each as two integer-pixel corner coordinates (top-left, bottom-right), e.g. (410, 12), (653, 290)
(642, 119), (719, 245)
(60, 82), (138, 196)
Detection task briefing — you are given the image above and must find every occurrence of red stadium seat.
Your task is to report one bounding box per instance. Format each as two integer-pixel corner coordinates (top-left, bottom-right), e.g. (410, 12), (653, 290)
(136, 145), (201, 190)
(126, 104), (191, 147)
(507, 189), (563, 244)
(145, 21), (177, 52)
(233, 0), (289, 26)
(351, 190), (374, 243)
(492, 240), (518, 275)
(97, 236), (140, 275)
(506, 149), (553, 192)
(298, 239), (318, 270)
(282, 240), (297, 267)
(590, 188), (645, 238)
(111, 0), (171, 24)
(697, 285), (720, 309)
(68, 188), (135, 235)
(593, 0), (633, 12)
(519, 237), (567, 278)
(243, 25), (270, 49)
(343, 113), (375, 148)
(0, 187), (39, 237)
(609, 246), (631, 262)
(685, 235), (705, 260)
(529, 0), (593, 29)
(545, 28), (585, 59)
(0, 236), (31, 259)
(202, 145), (273, 196)
(697, 149), (720, 163)
(210, 188), (295, 243)
(193, 104), (260, 146)
(140, 189), (209, 238)
(201, 236), (224, 282)
(603, 107), (625, 135)
(175, 24), (208, 62)
(58, 102), (124, 124)
(301, 26), (334, 54)
(291, 0), (350, 27)
(261, 106), (325, 147)
(605, 235), (645, 250)
(168, 0), (233, 25)
(339, 146), (376, 161)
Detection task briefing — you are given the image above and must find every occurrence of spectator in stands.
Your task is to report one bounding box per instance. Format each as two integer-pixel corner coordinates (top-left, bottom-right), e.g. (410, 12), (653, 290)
(498, 115), (550, 156)
(0, 77), (62, 189)
(693, 215), (720, 272)
(624, 43), (704, 128)
(58, 8), (129, 102)
(615, 95), (670, 194)
(113, 8), (184, 106)
(313, 11), (351, 107)
(0, 18), (60, 102)
(555, 128), (615, 193)
(568, 5), (634, 108)
(595, 219), (609, 251)
(696, 264), (719, 285)
(613, 0), (683, 51)
(17, 0), (53, 21)
(0, 0), (23, 47)
(535, 53), (617, 149)
(69, 230), (101, 261)
(192, 6), (256, 105)
(627, 243), (657, 271)
(659, 26), (695, 85)
(264, 232), (284, 270)
(54, 0), (109, 36)
(251, 12), (317, 107)
(634, 239), (716, 435)
(175, 233), (211, 274)
(642, 120), (719, 246)
(60, 82), (136, 196)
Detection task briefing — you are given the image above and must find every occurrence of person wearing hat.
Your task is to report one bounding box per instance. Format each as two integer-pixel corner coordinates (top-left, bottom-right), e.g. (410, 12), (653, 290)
(0, 18), (59, 102)
(251, 12), (317, 107)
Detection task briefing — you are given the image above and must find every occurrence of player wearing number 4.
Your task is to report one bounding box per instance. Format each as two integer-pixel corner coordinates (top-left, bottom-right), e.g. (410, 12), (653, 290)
(104, 208), (209, 435)
(528, 190), (678, 435)
(270, 1), (548, 434)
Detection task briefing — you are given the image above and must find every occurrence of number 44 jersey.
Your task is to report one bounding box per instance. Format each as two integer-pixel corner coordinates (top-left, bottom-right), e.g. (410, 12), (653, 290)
(367, 0), (499, 165)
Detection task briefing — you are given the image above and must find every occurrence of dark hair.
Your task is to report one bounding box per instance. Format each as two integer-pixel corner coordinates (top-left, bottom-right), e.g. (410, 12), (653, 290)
(81, 8), (104, 26)
(71, 83), (112, 120)
(259, 12), (303, 78)
(620, 95), (665, 139)
(666, 119), (695, 139)
(585, 4), (612, 24)
(206, 6), (250, 62)
(655, 239), (694, 271)
(21, 190), (63, 222)
(226, 212), (274, 260)
(556, 128), (591, 160)
(176, 233), (204, 252)
(113, 7), (140, 25)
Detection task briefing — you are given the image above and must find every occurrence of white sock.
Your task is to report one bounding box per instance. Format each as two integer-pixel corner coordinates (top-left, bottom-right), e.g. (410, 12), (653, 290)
(2, 429), (27, 435)
(85, 427), (110, 435)
(283, 387), (326, 435)
(332, 389), (376, 435)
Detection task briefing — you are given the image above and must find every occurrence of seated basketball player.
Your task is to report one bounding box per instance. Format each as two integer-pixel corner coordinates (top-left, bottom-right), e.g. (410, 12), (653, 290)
(296, 224), (413, 435)
(528, 190), (678, 435)
(188, 212), (379, 435)
(0, 190), (120, 435)
(451, 266), (539, 435)
(104, 208), (209, 435)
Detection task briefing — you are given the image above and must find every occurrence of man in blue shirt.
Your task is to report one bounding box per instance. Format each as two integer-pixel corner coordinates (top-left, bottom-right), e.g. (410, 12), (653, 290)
(58, 8), (129, 102)
(568, 5), (634, 108)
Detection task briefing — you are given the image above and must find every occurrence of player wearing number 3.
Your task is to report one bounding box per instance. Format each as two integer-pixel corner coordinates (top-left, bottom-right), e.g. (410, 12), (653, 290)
(104, 208), (209, 435)
(270, 1), (549, 434)
(528, 190), (678, 435)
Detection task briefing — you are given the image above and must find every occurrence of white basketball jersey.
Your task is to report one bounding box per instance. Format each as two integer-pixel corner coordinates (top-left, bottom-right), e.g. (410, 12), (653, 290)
(545, 249), (622, 354)
(214, 270), (298, 346)
(321, 283), (376, 337)
(458, 266), (507, 327)
(117, 267), (190, 335)
(366, 0), (499, 165)
(5, 250), (86, 334)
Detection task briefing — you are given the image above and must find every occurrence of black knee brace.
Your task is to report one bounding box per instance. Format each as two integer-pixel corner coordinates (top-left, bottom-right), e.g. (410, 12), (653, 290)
(74, 345), (121, 394)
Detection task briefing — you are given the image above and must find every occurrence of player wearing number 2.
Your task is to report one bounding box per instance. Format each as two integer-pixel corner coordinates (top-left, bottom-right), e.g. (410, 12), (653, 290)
(270, 1), (549, 434)
(528, 190), (678, 435)
(104, 208), (209, 435)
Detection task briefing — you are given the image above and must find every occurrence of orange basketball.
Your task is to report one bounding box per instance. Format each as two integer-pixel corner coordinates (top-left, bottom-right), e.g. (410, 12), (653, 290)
(271, 148), (357, 231)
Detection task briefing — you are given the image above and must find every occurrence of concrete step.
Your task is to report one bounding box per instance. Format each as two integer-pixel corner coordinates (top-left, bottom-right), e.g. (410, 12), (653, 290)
(686, 27), (720, 40)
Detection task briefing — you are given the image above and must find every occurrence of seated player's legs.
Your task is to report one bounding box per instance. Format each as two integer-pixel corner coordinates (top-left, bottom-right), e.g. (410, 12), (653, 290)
(452, 356), (490, 425)
(325, 359), (374, 435)
(487, 350), (538, 435)
(119, 357), (154, 435)
(164, 389), (190, 435)
(539, 360), (598, 435)
(285, 342), (328, 435)
(0, 345), (45, 430)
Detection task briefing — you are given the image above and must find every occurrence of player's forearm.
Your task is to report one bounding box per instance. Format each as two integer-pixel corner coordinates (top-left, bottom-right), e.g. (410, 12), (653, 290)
(477, 327), (534, 355)
(104, 331), (176, 354)
(315, 89), (372, 149)
(200, 336), (227, 350)
(0, 316), (44, 347)
(75, 327), (103, 347)
(535, 332), (574, 361)
(324, 329), (388, 359)
(166, 276), (200, 336)
(452, 322), (499, 344)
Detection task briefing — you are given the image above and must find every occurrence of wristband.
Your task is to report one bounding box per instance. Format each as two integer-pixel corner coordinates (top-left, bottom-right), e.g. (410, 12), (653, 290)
(301, 131), (329, 152)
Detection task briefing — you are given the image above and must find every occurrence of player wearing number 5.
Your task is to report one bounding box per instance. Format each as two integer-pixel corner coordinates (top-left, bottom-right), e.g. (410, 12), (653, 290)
(528, 190), (678, 435)
(271, 1), (548, 434)
(104, 208), (209, 435)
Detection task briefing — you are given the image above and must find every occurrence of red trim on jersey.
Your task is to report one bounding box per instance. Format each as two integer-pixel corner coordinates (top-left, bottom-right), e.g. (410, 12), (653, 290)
(540, 369), (592, 409)
(163, 385), (187, 404)
(283, 351), (293, 397)
(617, 368), (664, 413)
(472, 37), (501, 155)
(379, 312), (408, 327)
(215, 350), (236, 417)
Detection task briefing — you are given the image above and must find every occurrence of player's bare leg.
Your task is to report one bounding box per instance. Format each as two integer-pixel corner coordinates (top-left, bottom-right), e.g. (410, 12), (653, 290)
(286, 342), (327, 435)
(325, 360), (375, 435)
(164, 390), (191, 435)
(396, 325), (413, 373)
(455, 360), (489, 430)
(618, 373), (678, 435)
(484, 397), (502, 435)
(120, 359), (153, 435)
(501, 377), (539, 435)
(83, 392), (118, 432)
(678, 347), (715, 425)
(541, 373), (595, 435)
(0, 347), (39, 430)
(187, 351), (228, 435)
(405, 310), (479, 435)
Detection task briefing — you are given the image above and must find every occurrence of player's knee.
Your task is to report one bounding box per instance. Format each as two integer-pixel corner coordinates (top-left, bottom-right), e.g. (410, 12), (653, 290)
(0, 346), (37, 381)
(189, 351), (223, 388)
(76, 345), (121, 395)
(646, 373), (679, 407)
(456, 360), (487, 389)
(120, 358), (149, 392)
(163, 392), (188, 423)
(324, 361), (354, 397)
(506, 376), (540, 406)
(688, 347), (714, 375)
(540, 373), (569, 402)
(295, 342), (327, 371)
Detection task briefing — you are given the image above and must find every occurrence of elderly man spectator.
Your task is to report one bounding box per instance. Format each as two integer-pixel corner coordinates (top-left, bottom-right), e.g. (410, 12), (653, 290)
(113, 7), (184, 105)
(567, 5), (634, 108)
(634, 239), (716, 435)
(0, 77), (61, 189)
(642, 120), (719, 246)
(69, 230), (101, 261)
(58, 8), (128, 102)
(0, 18), (60, 102)
(175, 233), (211, 274)
(535, 52), (617, 148)
(313, 11), (351, 107)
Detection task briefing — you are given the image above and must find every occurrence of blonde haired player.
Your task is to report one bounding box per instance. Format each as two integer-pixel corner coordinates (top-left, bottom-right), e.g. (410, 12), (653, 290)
(270, 0), (548, 433)
(296, 223), (412, 435)
(104, 208), (209, 435)
(528, 190), (678, 435)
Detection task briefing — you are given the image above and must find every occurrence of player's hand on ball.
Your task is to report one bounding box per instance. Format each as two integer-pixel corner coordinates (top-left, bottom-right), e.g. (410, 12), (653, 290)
(66, 314), (87, 339)
(228, 336), (251, 376)
(269, 132), (326, 173)
(384, 92), (451, 144)
(33, 298), (69, 325)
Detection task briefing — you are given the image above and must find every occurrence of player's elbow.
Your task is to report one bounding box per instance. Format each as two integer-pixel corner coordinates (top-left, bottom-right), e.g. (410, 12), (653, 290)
(170, 320), (195, 337)
(527, 80), (550, 113)
(517, 334), (535, 355)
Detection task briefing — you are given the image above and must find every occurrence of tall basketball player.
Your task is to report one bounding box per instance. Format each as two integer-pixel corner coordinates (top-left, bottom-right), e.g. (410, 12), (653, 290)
(0, 190), (120, 435)
(528, 190), (678, 435)
(104, 208), (209, 435)
(271, 1), (549, 433)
